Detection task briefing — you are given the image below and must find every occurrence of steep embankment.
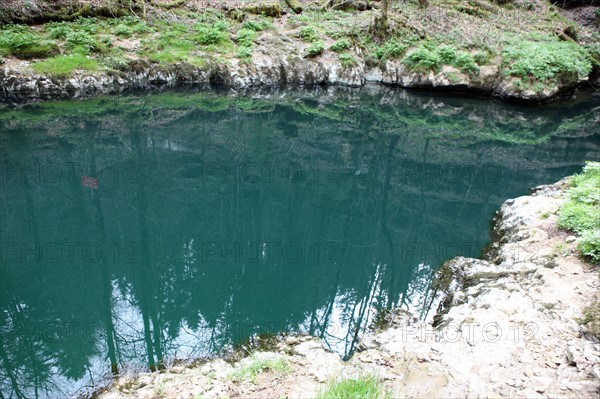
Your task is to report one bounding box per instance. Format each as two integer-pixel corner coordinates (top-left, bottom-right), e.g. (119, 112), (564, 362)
(95, 177), (599, 399)
(1, 0), (599, 103)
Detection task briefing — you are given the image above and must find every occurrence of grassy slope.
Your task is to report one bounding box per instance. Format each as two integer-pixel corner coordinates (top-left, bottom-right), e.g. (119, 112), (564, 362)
(0, 0), (599, 92)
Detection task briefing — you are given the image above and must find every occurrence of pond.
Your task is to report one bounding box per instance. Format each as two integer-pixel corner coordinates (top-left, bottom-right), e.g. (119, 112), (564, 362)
(1, 86), (599, 398)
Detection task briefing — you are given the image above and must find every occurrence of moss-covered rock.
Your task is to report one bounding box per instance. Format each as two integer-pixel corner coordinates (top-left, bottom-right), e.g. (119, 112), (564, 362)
(243, 1), (281, 17)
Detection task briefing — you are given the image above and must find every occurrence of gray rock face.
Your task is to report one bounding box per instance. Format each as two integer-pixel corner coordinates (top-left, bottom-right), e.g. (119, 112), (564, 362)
(0, 50), (584, 103)
(367, 178), (600, 398)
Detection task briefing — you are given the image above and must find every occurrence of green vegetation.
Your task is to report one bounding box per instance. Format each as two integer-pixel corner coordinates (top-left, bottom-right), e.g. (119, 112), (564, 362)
(243, 19), (267, 32)
(579, 298), (600, 340)
(374, 39), (411, 61)
(300, 25), (320, 43)
(502, 40), (592, 84)
(0, 25), (58, 59)
(339, 53), (357, 67)
(403, 42), (479, 74)
(0, 0), (597, 97)
(306, 40), (325, 57)
(32, 54), (98, 76)
(235, 26), (260, 60)
(559, 162), (600, 264)
(318, 374), (390, 399)
(228, 355), (291, 384)
(330, 38), (351, 53)
(196, 21), (228, 45)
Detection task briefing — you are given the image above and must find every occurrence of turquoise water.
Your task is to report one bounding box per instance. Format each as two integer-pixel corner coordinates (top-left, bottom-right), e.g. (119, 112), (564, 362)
(1, 87), (599, 398)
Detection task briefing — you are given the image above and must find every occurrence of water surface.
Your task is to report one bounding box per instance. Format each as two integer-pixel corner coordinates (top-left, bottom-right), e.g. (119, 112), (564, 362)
(1, 87), (599, 398)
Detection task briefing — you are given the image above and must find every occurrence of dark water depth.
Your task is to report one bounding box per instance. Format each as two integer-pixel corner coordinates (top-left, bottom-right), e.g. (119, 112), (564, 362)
(1, 87), (599, 398)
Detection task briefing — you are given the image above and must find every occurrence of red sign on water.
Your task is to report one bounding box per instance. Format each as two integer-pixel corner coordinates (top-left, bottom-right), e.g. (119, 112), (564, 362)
(81, 176), (99, 190)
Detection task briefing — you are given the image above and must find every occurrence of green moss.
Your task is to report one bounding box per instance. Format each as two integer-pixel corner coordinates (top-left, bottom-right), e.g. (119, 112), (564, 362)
(32, 54), (99, 77)
(579, 299), (600, 339)
(339, 53), (357, 67)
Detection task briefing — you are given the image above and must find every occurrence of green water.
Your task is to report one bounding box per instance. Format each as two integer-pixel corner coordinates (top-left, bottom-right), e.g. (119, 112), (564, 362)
(1, 87), (599, 398)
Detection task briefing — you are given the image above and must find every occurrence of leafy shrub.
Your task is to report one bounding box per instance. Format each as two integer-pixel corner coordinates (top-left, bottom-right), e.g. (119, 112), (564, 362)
(559, 162), (600, 264)
(71, 17), (98, 34)
(299, 25), (319, 42)
(438, 45), (457, 63)
(196, 22), (228, 45)
(243, 20), (265, 32)
(403, 42), (479, 74)
(237, 29), (257, 47)
(113, 24), (133, 37)
(374, 40), (408, 61)
(330, 38), (350, 52)
(579, 230), (600, 264)
(46, 24), (72, 39)
(403, 44), (442, 71)
(33, 54), (98, 77)
(237, 46), (253, 59)
(454, 52), (479, 74)
(306, 40), (324, 57)
(65, 30), (101, 54)
(559, 202), (600, 233)
(502, 40), (592, 83)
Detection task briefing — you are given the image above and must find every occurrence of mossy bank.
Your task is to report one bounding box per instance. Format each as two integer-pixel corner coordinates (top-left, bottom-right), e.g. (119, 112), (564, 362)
(1, 0), (599, 103)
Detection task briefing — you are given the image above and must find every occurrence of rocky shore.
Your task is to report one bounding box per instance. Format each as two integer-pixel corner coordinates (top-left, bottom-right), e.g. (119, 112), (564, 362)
(94, 178), (600, 399)
(1, 0), (599, 104)
(0, 51), (597, 104)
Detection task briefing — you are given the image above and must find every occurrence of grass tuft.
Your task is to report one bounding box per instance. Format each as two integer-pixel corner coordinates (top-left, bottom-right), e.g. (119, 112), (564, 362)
(32, 55), (99, 77)
(318, 374), (390, 399)
(228, 355), (291, 384)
